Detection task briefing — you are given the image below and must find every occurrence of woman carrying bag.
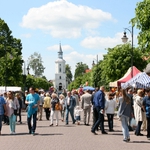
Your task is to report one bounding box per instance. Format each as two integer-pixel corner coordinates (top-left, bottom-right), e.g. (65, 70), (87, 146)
(50, 93), (60, 126)
(6, 91), (19, 134)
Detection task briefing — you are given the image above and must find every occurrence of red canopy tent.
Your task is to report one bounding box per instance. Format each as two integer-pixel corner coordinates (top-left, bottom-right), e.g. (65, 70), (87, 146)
(117, 66), (141, 87)
(109, 66), (141, 87)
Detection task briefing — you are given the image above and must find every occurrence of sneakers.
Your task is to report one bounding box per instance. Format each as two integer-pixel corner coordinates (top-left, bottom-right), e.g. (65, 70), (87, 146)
(123, 139), (128, 142)
(10, 131), (15, 135)
(31, 131), (35, 136)
(123, 138), (130, 142)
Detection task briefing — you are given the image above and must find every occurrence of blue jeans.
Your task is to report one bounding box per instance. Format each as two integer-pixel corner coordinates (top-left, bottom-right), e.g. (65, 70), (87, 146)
(0, 115), (3, 131)
(65, 106), (75, 124)
(121, 115), (130, 140)
(9, 114), (16, 132)
(27, 111), (37, 132)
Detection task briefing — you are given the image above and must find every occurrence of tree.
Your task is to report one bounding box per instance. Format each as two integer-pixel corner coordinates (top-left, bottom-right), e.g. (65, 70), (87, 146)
(131, 0), (150, 55)
(28, 52), (45, 77)
(91, 60), (103, 88)
(74, 62), (89, 79)
(0, 18), (23, 86)
(25, 75), (53, 91)
(65, 64), (72, 84)
(100, 44), (147, 86)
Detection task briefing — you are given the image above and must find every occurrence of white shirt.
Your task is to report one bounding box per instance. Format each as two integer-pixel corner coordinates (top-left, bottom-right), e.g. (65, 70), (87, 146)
(105, 99), (117, 114)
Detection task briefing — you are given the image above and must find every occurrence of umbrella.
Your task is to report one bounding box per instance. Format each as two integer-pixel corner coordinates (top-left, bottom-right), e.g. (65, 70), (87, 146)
(83, 86), (95, 91)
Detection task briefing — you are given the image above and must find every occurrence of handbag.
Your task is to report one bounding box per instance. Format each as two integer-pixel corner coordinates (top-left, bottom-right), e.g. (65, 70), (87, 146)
(55, 103), (62, 110)
(130, 118), (136, 127)
(14, 109), (18, 116)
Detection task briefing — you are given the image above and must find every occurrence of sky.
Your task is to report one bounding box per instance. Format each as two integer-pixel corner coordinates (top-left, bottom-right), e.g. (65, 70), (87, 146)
(0, 0), (141, 80)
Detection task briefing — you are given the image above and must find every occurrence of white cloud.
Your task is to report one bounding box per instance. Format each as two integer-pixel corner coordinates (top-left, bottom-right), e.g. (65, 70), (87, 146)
(64, 51), (105, 77)
(21, 33), (32, 38)
(47, 44), (74, 51)
(20, 0), (115, 38)
(81, 32), (122, 50)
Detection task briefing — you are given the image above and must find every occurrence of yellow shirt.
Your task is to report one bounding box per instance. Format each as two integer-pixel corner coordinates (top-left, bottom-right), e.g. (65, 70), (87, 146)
(43, 96), (51, 108)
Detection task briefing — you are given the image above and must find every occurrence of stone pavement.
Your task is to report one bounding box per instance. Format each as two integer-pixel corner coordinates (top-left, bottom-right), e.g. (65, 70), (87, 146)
(0, 111), (149, 150)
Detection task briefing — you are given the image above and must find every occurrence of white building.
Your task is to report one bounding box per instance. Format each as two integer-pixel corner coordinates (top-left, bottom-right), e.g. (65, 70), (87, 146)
(53, 43), (66, 95)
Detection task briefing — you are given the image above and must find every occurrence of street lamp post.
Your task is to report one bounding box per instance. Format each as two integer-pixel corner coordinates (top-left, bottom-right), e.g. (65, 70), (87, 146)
(4, 43), (7, 92)
(93, 55), (98, 87)
(27, 65), (30, 75)
(121, 26), (134, 78)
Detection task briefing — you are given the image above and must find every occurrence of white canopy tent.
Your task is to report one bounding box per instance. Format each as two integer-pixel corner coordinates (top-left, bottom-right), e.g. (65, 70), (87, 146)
(0, 86), (21, 94)
(121, 72), (150, 89)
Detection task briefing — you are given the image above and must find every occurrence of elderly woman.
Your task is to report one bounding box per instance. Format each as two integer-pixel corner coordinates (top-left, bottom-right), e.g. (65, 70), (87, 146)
(59, 94), (65, 122)
(43, 93), (51, 120)
(134, 89), (145, 136)
(50, 93), (60, 126)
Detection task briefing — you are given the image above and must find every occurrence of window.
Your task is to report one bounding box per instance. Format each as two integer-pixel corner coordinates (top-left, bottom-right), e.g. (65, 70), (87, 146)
(59, 76), (61, 79)
(59, 68), (61, 72)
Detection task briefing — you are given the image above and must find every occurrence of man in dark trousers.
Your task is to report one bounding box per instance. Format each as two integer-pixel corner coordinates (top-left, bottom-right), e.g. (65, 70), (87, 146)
(91, 86), (107, 135)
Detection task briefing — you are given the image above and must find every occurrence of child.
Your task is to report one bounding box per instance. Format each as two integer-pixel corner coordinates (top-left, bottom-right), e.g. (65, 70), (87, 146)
(105, 92), (117, 131)
(74, 106), (82, 125)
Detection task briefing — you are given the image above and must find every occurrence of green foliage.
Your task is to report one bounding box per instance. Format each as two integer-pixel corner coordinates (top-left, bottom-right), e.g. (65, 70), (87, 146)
(0, 18), (23, 87)
(25, 75), (53, 91)
(67, 72), (92, 90)
(74, 62), (89, 79)
(28, 52), (45, 77)
(65, 64), (72, 84)
(100, 44), (147, 86)
(91, 60), (103, 88)
(131, 0), (150, 55)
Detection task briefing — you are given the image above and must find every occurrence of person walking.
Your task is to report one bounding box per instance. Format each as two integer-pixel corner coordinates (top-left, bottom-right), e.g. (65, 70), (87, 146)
(25, 87), (40, 135)
(0, 94), (7, 135)
(6, 91), (19, 134)
(50, 93), (60, 126)
(15, 93), (22, 124)
(65, 91), (76, 125)
(81, 89), (92, 126)
(38, 90), (44, 121)
(91, 86), (107, 135)
(134, 89), (145, 136)
(105, 92), (117, 131)
(59, 94), (65, 122)
(143, 89), (150, 140)
(118, 89), (133, 142)
(43, 93), (51, 120)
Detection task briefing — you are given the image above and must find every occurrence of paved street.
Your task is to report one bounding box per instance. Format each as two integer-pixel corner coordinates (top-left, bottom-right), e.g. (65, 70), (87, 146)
(0, 111), (149, 150)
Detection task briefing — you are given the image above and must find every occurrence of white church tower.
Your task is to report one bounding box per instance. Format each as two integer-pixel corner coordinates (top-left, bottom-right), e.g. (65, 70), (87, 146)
(54, 43), (66, 95)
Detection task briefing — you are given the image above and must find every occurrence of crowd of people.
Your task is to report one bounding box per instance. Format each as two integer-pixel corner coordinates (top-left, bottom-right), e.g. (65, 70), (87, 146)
(0, 85), (150, 142)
